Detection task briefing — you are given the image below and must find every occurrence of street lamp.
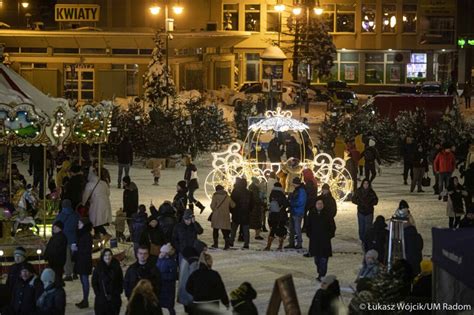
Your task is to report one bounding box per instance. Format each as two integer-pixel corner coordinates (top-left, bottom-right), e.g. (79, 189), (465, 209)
(21, 1), (29, 8)
(292, 7), (302, 15)
(149, 0), (184, 109)
(313, 0), (323, 15)
(274, 1), (285, 46)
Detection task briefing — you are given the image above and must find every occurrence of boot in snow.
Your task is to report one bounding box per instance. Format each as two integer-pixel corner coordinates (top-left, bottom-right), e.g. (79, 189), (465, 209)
(278, 237), (285, 251)
(264, 236), (274, 251)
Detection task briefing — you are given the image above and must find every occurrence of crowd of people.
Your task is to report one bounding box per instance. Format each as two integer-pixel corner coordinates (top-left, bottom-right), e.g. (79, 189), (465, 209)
(1, 130), (473, 315)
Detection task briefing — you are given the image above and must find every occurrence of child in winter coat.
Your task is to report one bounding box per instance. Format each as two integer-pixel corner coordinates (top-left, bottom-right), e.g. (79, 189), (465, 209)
(114, 208), (126, 242)
(156, 243), (178, 315)
(356, 249), (380, 291)
(151, 162), (162, 186)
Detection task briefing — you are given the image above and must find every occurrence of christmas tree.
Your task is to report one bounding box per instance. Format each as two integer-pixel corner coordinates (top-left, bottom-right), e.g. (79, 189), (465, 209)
(317, 110), (344, 155)
(395, 107), (431, 147)
(430, 103), (473, 156)
(205, 104), (234, 149)
(143, 33), (176, 108)
(234, 98), (259, 140)
(284, 7), (336, 80)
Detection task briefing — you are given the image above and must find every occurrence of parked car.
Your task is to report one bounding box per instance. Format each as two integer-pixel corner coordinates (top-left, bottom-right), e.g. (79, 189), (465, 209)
(227, 81), (315, 108)
(420, 81), (443, 95)
(329, 89), (359, 112)
(396, 84), (420, 94)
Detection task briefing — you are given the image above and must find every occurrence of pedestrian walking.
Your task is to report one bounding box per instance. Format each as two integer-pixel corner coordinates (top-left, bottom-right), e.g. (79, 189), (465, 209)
(249, 177), (264, 240)
(172, 209), (203, 260)
(411, 145), (429, 193)
(131, 205), (148, 254)
(229, 178), (253, 249)
(446, 176), (468, 228)
(54, 199), (80, 282)
(401, 136), (416, 185)
(461, 81), (472, 109)
(117, 136), (133, 189)
(6, 247), (34, 295)
(210, 185), (235, 249)
(434, 145), (456, 200)
(36, 268), (66, 315)
(184, 156), (205, 213)
(286, 177), (307, 249)
(173, 180), (188, 223)
(186, 252), (230, 314)
(73, 217), (93, 309)
(126, 280), (163, 315)
(83, 168), (112, 238)
(44, 221), (68, 286)
(92, 249), (123, 315)
(265, 182), (289, 251)
(123, 175), (139, 239)
(123, 246), (161, 299)
(352, 179), (378, 244)
(10, 264), (43, 315)
(156, 243), (178, 315)
(361, 139), (381, 183)
(363, 215), (388, 264)
(307, 199), (334, 281)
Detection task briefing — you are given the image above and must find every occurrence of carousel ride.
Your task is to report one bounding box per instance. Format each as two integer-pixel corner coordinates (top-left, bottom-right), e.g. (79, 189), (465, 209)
(0, 64), (123, 267)
(205, 107), (353, 202)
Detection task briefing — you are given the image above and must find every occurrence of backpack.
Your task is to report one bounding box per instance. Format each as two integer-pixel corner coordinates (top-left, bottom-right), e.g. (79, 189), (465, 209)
(269, 200), (281, 213)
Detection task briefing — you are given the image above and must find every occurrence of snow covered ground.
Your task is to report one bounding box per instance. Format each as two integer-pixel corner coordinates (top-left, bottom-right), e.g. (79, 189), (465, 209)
(51, 156), (451, 315)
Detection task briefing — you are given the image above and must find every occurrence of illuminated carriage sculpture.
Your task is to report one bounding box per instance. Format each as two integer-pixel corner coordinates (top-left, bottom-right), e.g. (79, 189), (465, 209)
(205, 108), (353, 202)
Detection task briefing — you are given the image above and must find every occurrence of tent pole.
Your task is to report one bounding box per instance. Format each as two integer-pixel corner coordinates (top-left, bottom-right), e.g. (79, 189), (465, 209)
(98, 143), (102, 179)
(43, 146), (47, 239)
(78, 144), (82, 166)
(8, 145), (12, 202)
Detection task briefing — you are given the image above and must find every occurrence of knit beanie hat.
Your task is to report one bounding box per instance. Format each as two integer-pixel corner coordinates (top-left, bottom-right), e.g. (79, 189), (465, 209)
(40, 268), (55, 287)
(183, 209), (194, 220)
(368, 139), (376, 147)
(177, 180), (187, 190)
(321, 183), (330, 190)
(230, 282), (257, 302)
(14, 246), (27, 259)
(365, 249), (379, 261)
(399, 200), (409, 210)
(160, 243), (175, 256)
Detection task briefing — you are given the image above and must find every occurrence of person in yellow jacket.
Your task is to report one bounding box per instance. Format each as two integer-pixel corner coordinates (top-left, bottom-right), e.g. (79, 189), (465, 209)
(55, 160), (71, 193)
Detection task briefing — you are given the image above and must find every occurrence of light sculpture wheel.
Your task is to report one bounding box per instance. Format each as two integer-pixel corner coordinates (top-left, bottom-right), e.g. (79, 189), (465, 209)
(204, 108), (353, 202)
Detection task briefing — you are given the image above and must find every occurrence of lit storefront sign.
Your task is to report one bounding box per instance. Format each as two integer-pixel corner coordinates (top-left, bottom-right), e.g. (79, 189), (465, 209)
(457, 38), (474, 49)
(55, 4), (100, 22)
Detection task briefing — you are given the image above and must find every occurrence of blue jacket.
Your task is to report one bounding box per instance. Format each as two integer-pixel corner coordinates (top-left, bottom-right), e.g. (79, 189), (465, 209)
(55, 207), (80, 245)
(157, 256), (178, 309)
(290, 186), (307, 216)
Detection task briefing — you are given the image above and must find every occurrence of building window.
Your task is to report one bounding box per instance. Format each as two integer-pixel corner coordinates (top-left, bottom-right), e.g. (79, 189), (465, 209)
(402, 4), (417, 33)
(266, 5), (279, 32)
(407, 53), (427, 81)
(365, 64), (384, 84)
(322, 4), (335, 32)
(361, 4), (376, 33)
(422, 17), (455, 45)
(382, 4), (397, 33)
(65, 65), (94, 101)
(20, 63), (47, 69)
(223, 4), (239, 31)
(339, 52), (359, 83)
(336, 4), (355, 33)
(386, 63), (404, 84)
(245, 53), (260, 82)
(112, 64), (140, 96)
(245, 4), (260, 32)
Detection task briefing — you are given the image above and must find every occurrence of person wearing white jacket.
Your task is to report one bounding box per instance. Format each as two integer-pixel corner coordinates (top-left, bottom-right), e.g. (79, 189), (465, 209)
(82, 166), (112, 239)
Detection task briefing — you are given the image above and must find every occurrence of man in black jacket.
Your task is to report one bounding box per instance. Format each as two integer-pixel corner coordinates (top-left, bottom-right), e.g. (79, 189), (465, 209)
(10, 264), (43, 315)
(44, 221), (68, 286)
(117, 136), (133, 188)
(123, 175), (139, 239)
(6, 247), (34, 294)
(401, 136), (416, 185)
(63, 164), (85, 210)
(172, 210), (203, 260)
(123, 246), (160, 299)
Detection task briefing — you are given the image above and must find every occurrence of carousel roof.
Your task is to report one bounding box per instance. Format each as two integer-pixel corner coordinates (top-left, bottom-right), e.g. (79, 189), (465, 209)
(248, 107), (309, 132)
(0, 64), (75, 119)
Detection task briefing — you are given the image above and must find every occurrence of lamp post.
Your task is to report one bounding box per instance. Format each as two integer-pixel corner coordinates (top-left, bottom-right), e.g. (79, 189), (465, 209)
(274, 2), (285, 47)
(149, 0), (183, 109)
(17, 0), (29, 28)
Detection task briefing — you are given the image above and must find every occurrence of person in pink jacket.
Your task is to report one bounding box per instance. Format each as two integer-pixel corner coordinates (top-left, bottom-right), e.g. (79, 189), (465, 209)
(434, 146), (456, 200)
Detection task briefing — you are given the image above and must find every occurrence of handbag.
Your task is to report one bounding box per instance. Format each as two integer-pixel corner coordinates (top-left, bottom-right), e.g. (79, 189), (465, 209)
(208, 195), (228, 222)
(421, 176), (431, 187)
(76, 180), (100, 217)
